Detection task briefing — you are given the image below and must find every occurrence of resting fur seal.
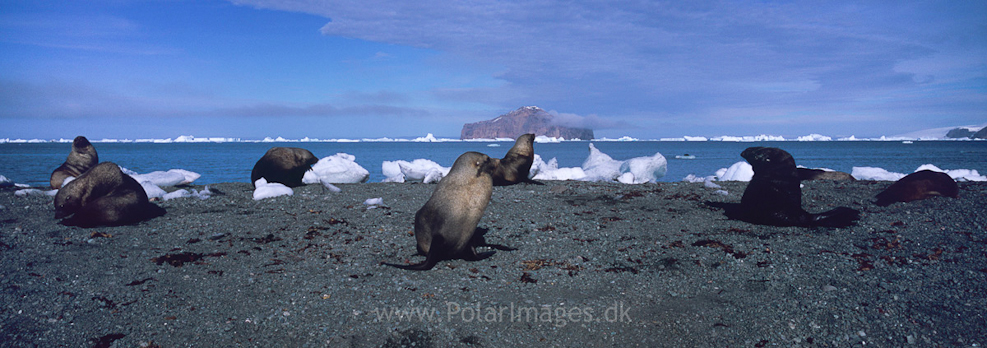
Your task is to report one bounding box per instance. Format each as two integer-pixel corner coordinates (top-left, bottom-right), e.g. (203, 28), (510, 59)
(50, 136), (98, 189)
(875, 170), (958, 206)
(797, 168), (856, 181)
(54, 162), (165, 227)
(386, 151), (499, 270)
(250, 147), (318, 188)
(715, 147), (859, 227)
(492, 133), (542, 186)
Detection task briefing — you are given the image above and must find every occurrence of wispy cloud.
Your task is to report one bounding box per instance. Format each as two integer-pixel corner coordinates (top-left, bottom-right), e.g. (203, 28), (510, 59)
(231, 0), (987, 136)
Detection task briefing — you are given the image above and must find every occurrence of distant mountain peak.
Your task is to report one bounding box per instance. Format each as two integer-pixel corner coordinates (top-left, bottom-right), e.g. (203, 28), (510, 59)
(460, 106), (594, 140)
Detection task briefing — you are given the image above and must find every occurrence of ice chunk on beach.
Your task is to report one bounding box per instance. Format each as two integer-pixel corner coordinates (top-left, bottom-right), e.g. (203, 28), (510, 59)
(381, 159), (450, 183)
(851, 167), (906, 181)
(532, 145), (667, 183)
(0, 175), (13, 188)
(139, 181), (169, 200)
(581, 143), (623, 181)
(616, 152), (667, 184)
(530, 155), (587, 181)
(717, 162), (754, 181)
(122, 167), (200, 186)
(253, 178), (293, 200)
(161, 187), (213, 201)
(913, 164), (986, 182)
(302, 153), (369, 184)
(14, 189), (47, 197)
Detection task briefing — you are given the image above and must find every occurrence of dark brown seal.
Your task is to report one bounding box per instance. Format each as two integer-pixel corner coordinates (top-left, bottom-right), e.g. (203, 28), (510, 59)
(50, 136), (98, 189)
(713, 147), (859, 227)
(53, 162), (165, 227)
(386, 151), (500, 270)
(874, 170), (958, 206)
(250, 147), (318, 188)
(797, 168), (856, 181)
(492, 133), (542, 186)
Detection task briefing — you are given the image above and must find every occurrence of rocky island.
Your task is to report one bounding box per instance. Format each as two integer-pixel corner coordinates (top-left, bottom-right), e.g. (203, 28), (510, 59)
(461, 106), (595, 140)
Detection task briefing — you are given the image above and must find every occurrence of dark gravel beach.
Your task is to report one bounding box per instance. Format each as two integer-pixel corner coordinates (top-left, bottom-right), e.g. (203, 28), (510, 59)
(1, 180), (985, 347)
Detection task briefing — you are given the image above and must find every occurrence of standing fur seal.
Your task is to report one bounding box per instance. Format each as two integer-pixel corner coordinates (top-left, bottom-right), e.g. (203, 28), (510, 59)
(54, 162), (165, 227)
(718, 147), (859, 227)
(875, 170), (958, 206)
(386, 151), (499, 270)
(492, 133), (542, 186)
(50, 136), (98, 189)
(250, 147), (318, 188)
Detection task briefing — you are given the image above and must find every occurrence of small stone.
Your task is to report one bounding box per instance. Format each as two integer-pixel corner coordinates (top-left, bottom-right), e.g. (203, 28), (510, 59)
(823, 285), (838, 292)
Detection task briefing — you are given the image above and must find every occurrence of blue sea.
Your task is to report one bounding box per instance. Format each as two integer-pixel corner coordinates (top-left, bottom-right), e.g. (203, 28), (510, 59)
(1, 141), (985, 187)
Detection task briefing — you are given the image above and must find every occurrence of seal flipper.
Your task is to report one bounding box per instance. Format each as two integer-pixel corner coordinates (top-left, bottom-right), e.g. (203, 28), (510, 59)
(522, 178), (545, 185)
(384, 235), (447, 271)
(808, 207), (860, 228)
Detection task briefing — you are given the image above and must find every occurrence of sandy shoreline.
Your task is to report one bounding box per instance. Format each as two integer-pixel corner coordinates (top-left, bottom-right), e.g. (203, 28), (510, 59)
(1, 180), (985, 347)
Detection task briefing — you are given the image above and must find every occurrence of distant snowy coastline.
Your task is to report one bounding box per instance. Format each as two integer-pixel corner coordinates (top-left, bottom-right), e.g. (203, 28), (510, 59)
(2, 131), (985, 144)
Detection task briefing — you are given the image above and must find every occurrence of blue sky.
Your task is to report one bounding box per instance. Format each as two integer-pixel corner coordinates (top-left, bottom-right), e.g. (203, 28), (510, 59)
(1, 0), (984, 140)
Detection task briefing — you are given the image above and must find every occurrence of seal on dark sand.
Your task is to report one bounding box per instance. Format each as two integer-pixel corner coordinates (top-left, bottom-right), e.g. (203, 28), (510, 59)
(250, 147), (318, 188)
(50, 136), (98, 189)
(875, 170), (958, 207)
(492, 133), (542, 186)
(797, 168), (856, 181)
(711, 147), (860, 227)
(53, 162), (165, 227)
(386, 151), (500, 270)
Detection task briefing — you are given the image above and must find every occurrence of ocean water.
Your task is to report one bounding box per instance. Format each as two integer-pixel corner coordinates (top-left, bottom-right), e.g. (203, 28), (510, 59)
(1, 141), (985, 187)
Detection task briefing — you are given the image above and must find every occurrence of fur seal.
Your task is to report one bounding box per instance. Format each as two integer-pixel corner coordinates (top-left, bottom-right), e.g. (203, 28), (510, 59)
(250, 147), (318, 188)
(50, 136), (98, 189)
(875, 170), (958, 206)
(492, 133), (542, 186)
(386, 151), (499, 270)
(713, 147), (859, 227)
(53, 162), (165, 227)
(797, 168), (856, 181)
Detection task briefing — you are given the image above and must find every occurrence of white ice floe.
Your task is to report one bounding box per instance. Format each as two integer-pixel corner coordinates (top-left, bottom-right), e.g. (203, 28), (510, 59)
(616, 152), (667, 184)
(318, 179), (343, 193)
(530, 155), (587, 181)
(852, 164), (986, 182)
(118, 166), (201, 199)
(121, 167), (200, 186)
(381, 159), (450, 183)
(581, 143), (623, 181)
(139, 181), (169, 200)
(363, 197), (384, 209)
(253, 178), (293, 200)
(531, 144), (667, 183)
(717, 162), (755, 181)
(160, 186), (213, 201)
(302, 153), (369, 184)
(14, 188), (57, 197)
(0, 175), (13, 188)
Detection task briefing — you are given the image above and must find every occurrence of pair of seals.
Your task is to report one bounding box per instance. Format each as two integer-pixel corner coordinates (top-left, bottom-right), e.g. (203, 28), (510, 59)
(875, 170), (958, 206)
(251, 147), (318, 187)
(386, 152), (501, 270)
(714, 147), (860, 227)
(50, 136), (98, 189)
(492, 134), (542, 186)
(54, 162), (165, 227)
